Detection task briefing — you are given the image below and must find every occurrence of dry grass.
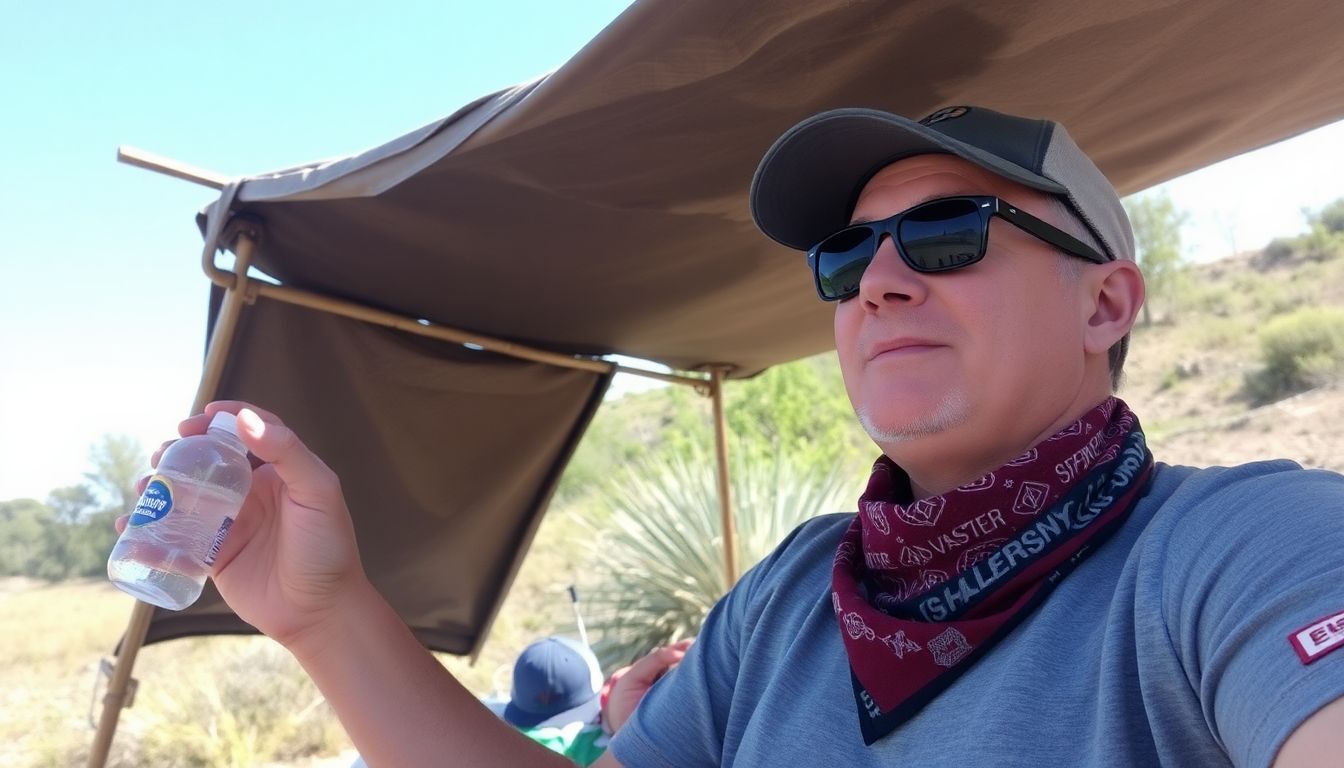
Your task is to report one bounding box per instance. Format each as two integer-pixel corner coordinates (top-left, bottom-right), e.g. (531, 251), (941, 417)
(0, 579), (349, 767)
(1, 579), (138, 766)
(0, 507), (594, 767)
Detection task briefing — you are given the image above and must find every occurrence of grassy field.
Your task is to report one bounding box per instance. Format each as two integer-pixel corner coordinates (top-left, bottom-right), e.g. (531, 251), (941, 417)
(0, 578), (350, 767)
(0, 505), (593, 768)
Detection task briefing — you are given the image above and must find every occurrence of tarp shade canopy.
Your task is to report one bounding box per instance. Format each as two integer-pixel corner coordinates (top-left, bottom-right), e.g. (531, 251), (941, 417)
(139, 292), (611, 654)
(144, 0), (1344, 655)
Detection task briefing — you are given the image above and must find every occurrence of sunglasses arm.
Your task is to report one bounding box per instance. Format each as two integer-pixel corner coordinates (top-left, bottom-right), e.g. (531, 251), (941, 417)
(994, 202), (1108, 264)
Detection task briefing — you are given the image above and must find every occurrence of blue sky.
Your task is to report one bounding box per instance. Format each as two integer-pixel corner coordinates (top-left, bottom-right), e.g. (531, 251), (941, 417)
(1, 1), (1342, 501)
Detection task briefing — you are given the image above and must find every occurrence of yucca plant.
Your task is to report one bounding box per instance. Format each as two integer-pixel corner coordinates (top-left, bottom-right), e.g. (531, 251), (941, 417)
(579, 448), (854, 669)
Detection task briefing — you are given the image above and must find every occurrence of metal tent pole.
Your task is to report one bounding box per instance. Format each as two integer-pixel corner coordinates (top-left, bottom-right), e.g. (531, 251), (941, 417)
(118, 145), (712, 391)
(707, 365), (739, 586)
(86, 230), (259, 768)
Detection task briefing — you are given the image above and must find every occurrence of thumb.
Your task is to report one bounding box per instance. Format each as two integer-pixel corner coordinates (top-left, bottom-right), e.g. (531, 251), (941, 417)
(236, 408), (342, 509)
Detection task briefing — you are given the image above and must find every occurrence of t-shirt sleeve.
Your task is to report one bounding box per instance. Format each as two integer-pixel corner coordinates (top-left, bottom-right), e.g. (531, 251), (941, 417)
(608, 519), (822, 767)
(1162, 465), (1344, 768)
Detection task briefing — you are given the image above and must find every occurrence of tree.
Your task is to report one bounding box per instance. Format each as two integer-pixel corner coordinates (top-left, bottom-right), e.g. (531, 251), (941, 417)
(557, 354), (872, 511)
(724, 354), (869, 474)
(0, 499), (55, 576)
(84, 433), (145, 515)
(68, 435), (144, 577)
(0, 434), (146, 579)
(1124, 191), (1188, 325)
(41, 485), (101, 578)
(1314, 197), (1344, 235)
(46, 484), (98, 525)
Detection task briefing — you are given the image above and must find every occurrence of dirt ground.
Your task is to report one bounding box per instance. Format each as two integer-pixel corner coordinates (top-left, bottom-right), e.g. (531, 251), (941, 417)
(1149, 382), (1344, 471)
(1120, 247), (1344, 474)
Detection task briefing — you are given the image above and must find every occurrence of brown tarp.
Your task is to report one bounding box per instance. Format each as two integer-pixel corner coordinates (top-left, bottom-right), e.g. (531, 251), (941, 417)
(138, 294), (611, 654)
(140, 0), (1344, 655)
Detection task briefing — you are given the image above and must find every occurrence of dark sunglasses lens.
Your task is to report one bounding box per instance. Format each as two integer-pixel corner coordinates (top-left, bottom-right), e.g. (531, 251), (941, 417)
(815, 227), (876, 299)
(898, 199), (985, 271)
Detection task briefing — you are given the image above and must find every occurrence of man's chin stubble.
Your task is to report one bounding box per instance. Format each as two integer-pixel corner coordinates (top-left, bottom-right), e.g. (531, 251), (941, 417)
(857, 392), (971, 446)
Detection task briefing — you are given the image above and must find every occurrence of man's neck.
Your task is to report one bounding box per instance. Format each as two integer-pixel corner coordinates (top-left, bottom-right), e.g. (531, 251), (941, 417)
(887, 393), (1113, 500)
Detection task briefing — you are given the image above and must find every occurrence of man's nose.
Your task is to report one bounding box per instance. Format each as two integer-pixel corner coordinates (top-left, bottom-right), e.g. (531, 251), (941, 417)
(856, 234), (930, 311)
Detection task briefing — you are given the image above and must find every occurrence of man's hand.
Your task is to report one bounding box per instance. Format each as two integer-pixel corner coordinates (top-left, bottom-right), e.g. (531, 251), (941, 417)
(124, 401), (365, 649)
(602, 638), (694, 735)
(122, 401), (573, 767)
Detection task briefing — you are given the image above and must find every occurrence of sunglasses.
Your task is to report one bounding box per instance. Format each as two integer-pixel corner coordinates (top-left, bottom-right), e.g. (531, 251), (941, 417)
(806, 195), (1107, 302)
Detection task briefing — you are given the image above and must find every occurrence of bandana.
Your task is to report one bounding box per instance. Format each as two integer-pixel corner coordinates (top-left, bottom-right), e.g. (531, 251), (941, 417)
(831, 397), (1154, 744)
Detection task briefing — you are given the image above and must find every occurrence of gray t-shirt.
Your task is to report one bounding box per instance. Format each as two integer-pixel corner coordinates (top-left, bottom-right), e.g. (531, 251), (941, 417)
(610, 461), (1344, 767)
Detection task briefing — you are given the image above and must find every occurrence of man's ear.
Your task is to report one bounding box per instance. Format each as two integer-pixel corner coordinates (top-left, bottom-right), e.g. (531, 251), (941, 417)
(1083, 260), (1144, 354)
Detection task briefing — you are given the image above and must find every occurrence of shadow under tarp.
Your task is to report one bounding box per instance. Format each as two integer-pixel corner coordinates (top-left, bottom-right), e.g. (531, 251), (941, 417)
(135, 293), (610, 655)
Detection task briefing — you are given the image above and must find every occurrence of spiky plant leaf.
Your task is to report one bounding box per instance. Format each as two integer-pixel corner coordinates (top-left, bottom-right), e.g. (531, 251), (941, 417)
(579, 448), (853, 669)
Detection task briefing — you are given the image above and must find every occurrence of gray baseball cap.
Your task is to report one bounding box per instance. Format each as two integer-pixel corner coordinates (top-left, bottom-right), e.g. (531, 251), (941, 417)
(749, 105), (1134, 262)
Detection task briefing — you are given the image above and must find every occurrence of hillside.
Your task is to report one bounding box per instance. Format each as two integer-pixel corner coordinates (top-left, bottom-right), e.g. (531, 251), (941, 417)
(1124, 244), (1344, 471)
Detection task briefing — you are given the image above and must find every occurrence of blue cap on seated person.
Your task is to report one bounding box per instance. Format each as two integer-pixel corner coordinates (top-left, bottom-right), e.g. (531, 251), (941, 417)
(503, 636), (603, 730)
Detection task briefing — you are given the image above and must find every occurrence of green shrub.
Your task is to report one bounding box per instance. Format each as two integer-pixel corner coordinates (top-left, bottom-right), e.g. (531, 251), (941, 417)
(1244, 307), (1344, 403)
(1267, 226), (1344, 264)
(557, 353), (870, 513)
(1312, 198), (1344, 235)
(1261, 236), (1298, 265)
(1249, 281), (1297, 316)
(1299, 224), (1344, 262)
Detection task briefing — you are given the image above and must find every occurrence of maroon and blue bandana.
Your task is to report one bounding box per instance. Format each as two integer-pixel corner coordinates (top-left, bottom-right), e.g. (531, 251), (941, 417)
(831, 397), (1154, 744)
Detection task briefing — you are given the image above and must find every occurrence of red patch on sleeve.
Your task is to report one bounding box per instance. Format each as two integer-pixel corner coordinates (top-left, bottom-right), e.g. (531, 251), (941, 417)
(1289, 610), (1344, 665)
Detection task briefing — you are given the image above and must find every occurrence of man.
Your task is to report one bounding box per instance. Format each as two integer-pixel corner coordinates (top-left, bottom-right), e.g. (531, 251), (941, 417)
(139, 105), (1344, 765)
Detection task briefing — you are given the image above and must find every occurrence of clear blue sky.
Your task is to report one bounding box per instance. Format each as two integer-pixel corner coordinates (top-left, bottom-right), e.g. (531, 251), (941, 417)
(1, 1), (1342, 501)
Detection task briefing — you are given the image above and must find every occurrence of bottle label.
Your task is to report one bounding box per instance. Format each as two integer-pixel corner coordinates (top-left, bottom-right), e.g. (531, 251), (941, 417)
(130, 476), (174, 527)
(204, 517), (234, 566)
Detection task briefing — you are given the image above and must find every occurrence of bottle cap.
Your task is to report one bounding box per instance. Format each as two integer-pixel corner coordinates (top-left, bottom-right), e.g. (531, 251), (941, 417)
(208, 411), (240, 437)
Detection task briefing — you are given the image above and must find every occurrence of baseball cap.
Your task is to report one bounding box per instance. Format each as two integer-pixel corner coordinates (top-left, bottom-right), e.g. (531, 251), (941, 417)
(749, 105), (1134, 262)
(503, 636), (603, 730)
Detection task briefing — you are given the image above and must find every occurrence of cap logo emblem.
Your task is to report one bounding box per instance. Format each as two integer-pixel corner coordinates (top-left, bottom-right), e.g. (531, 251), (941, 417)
(920, 106), (970, 126)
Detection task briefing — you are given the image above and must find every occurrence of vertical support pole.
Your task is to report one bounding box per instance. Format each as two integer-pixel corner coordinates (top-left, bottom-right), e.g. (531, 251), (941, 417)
(708, 365), (738, 587)
(87, 231), (258, 768)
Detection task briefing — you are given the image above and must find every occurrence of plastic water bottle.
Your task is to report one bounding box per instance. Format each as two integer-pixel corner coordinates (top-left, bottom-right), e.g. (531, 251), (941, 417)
(108, 412), (252, 610)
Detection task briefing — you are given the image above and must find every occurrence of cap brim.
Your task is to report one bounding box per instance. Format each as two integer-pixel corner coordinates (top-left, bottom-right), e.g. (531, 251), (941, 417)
(502, 694), (601, 730)
(750, 108), (1068, 251)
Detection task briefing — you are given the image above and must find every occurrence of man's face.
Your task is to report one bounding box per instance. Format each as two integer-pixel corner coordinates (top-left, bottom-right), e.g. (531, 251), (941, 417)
(833, 154), (1093, 463)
